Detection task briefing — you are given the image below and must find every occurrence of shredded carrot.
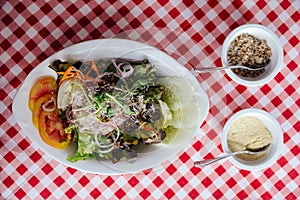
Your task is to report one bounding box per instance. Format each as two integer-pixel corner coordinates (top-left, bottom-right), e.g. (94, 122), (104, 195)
(58, 66), (80, 86)
(57, 61), (99, 85)
(91, 60), (99, 76)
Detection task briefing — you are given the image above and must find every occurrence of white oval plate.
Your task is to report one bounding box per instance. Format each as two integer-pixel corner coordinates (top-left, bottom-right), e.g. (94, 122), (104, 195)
(222, 108), (283, 171)
(12, 38), (209, 174)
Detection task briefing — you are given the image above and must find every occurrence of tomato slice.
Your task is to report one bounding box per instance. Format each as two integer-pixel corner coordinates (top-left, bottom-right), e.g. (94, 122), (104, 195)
(32, 93), (56, 128)
(38, 109), (71, 149)
(29, 76), (57, 111)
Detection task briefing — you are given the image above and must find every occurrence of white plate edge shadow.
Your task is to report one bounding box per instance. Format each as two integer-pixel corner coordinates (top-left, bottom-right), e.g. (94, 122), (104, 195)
(12, 38), (209, 175)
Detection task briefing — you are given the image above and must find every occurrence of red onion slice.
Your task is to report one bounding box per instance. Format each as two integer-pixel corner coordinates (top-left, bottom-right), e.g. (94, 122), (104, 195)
(42, 97), (56, 112)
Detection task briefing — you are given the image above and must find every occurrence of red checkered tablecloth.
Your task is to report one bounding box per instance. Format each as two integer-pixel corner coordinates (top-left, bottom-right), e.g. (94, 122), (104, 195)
(1, 0), (300, 199)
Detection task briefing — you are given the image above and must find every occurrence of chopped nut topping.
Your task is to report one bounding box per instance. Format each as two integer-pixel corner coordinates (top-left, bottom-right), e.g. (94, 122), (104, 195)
(227, 33), (272, 78)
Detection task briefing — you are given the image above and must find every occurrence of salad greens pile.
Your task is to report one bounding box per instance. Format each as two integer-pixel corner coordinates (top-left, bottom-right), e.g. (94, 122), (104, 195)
(49, 58), (186, 163)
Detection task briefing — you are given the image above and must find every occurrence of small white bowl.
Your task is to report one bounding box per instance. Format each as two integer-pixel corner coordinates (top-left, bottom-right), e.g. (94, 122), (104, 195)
(221, 24), (283, 87)
(222, 108), (283, 171)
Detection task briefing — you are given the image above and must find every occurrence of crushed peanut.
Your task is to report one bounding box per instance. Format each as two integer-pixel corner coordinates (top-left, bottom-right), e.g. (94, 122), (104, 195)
(227, 33), (272, 78)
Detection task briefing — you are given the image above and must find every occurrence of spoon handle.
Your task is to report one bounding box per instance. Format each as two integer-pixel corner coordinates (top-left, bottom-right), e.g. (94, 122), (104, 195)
(194, 151), (247, 167)
(194, 65), (265, 73)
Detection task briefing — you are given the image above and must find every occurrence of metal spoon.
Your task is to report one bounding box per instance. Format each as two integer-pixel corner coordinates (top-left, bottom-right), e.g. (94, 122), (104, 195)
(193, 65), (267, 73)
(194, 143), (271, 167)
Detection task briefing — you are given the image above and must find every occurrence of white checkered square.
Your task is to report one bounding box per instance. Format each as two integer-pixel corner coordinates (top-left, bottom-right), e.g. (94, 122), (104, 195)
(278, 11), (290, 22)
(77, 188), (89, 199)
(291, 1), (300, 9)
(285, 73), (297, 84)
(231, 10), (242, 20)
(65, 175), (77, 187)
(15, 15), (25, 26)
(214, 177), (226, 188)
(102, 188), (114, 199)
(181, 8), (193, 19)
(153, 31), (165, 43)
(0, 102), (5, 113)
(54, 3), (65, 15)
(66, 16), (77, 27)
(90, 176), (102, 186)
(244, 1), (255, 9)
(189, 176), (201, 187)
(206, 10), (217, 20)
(77, 29), (89, 40)
(287, 47), (299, 60)
(286, 180), (298, 191)
(27, 189), (39, 199)
(40, 15), (51, 26)
(131, 7), (142, 17)
(12, 40), (23, 51)
(52, 188), (64, 199)
(268, 1), (280, 9)
(3, 163), (15, 176)
(10, 65), (23, 76)
(274, 193), (285, 199)
(116, 18), (128, 29)
(28, 3), (39, 14)
(126, 189), (139, 199)
(2, 1), (13, 13)
(167, 20), (179, 30)
(140, 176), (152, 187)
(1, 27), (12, 37)
(192, 20), (205, 31)
(79, 4), (92, 15)
(151, 189), (163, 199)
(290, 157), (300, 167)
(26, 27), (38, 39)
(249, 191), (260, 199)
(177, 164), (190, 174)
(223, 189), (236, 199)
(15, 176), (26, 186)
(156, 7), (168, 18)
(0, 51), (10, 63)
(256, 10), (268, 21)
(28, 163), (40, 174)
(203, 33), (215, 44)
(40, 176), (52, 187)
(176, 189), (188, 199)
(165, 176), (176, 187)
(200, 189), (211, 199)
(24, 52), (35, 63)
(52, 28), (63, 39)
(217, 21), (229, 32)
(226, 165), (239, 177)
(38, 39), (50, 53)
(120, 0), (130, 4)
(195, 1), (205, 7)
(142, 19), (154, 27)
(106, 6), (117, 17)
(2, 190), (13, 200)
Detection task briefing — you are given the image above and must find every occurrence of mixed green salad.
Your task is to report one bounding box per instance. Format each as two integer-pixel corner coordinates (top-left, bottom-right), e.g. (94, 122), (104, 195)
(49, 58), (190, 163)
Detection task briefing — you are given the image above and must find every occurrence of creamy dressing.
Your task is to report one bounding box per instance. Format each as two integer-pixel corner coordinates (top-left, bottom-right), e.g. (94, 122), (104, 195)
(227, 116), (273, 161)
